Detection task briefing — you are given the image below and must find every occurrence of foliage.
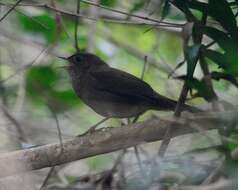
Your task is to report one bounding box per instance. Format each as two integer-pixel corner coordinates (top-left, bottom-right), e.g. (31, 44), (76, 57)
(1, 0), (238, 189)
(26, 66), (80, 112)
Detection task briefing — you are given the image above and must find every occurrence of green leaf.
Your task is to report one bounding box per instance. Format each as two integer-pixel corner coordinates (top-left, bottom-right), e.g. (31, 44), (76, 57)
(205, 50), (227, 69)
(211, 71), (238, 88)
(205, 49), (238, 76)
(204, 27), (238, 76)
(161, 0), (171, 19)
(26, 66), (59, 90)
(208, 0), (238, 38)
(185, 78), (215, 101)
(47, 90), (80, 112)
(18, 13), (57, 43)
(129, 0), (146, 14)
(188, 0), (207, 12)
(204, 27), (235, 51)
(171, 0), (196, 21)
(100, 0), (116, 7)
(228, 134), (238, 151)
(185, 44), (200, 79)
(26, 66), (80, 112)
(176, 76), (215, 101)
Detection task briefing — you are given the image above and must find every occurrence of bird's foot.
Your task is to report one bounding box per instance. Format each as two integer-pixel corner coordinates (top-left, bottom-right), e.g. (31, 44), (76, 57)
(76, 117), (110, 137)
(76, 125), (98, 137)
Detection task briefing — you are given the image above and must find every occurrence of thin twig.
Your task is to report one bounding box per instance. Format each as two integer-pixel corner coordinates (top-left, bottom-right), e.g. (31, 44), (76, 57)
(140, 55), (148, 80)
(132, 55), (149, 177)
(40, 106), (63, 190)
(0, 0), (22, 22)
(158, 10), (207, 158)
(77, 117), (110, 137)
(14, 9), (49, 29)
(0, 45), (51, 84)
(87, 0), (100, 52)
(132, 55), (148, 121)
(102, 18), (183, 29)
(168, 60), (185, 78)
(50, 0), (74, 45)
(98, 29), (173, 74)
(0, 2), (96, 21)
(202, 159), (224, 185)
(0, 1), (183, 27)
(49, 108), (63, 149)
(80, 0), (183, 27)
(205, 41), (216, 48)
(134, 146), (146, 179)
(1, 105), (26, 142)
(40, 166), (56, 190)
(74, 0), (81, 52)
(100, 149), (126, 184)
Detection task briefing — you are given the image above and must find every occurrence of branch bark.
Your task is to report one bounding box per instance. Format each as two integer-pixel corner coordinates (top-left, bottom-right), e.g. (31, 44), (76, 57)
(0, 111), (233, 178)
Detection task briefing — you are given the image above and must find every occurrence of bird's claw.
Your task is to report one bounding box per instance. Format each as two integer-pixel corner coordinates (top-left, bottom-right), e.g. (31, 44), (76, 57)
(76, 125), (97, 137)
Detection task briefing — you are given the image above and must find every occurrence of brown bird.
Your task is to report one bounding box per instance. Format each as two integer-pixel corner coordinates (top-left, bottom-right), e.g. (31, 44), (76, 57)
(61, 52), (200, 119)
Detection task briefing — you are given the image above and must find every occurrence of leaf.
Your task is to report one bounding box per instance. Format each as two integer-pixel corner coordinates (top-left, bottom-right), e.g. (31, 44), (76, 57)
(26, 66), (59, 91)
(129, 0), (146, 14)
(18, 13), (57, 43)
(205, 49), (238, 76)
(210, 71), (238, 88)
(100, 0), (116, 7)
(161, 0), (171, 19)
(205, 49), (227, 69)
(204, 26), (235, 51)
(176, 76), (215, 101)
(186, 78), (215, 101)
(185, 44), (200, 79)
(208, 0), (238, 38)
(171, 0), (196, 21)
(204, 27), (238, 76)
(188, 0), (207, 12)
(229, 134), (238, 151)
(48, 90), (80, 112)
(26, 66), (80, 112)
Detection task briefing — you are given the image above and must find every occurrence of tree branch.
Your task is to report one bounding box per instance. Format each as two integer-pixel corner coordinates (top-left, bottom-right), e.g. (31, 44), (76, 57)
(0, 111), (233, 178)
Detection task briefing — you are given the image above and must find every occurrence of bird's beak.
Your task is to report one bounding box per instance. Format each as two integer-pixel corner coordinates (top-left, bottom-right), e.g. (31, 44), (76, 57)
(55, 65), (70, 69)
(56, 56), (71, 69)
(57, 56), (68, 61)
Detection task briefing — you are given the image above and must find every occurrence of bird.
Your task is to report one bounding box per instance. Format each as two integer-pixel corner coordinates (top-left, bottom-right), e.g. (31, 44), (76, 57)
(60, 52), (200, 119)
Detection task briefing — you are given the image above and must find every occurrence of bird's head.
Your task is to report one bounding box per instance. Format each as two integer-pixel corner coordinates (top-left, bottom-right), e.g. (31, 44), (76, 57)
(58, 52), (107, 74)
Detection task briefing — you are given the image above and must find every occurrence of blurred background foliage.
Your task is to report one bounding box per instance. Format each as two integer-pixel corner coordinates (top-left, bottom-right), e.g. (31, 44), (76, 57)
(0, 0), (238, 189)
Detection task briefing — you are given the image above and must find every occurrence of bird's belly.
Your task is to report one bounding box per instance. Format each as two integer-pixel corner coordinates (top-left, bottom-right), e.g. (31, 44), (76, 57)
(78, 87), (149, 118)
(87, 100), (145, 118)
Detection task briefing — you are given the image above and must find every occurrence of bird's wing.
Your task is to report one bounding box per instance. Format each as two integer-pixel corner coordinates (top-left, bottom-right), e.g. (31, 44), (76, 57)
(90, 68), (155, 102)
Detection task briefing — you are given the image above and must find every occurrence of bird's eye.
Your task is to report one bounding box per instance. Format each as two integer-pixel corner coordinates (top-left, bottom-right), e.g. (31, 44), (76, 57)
(75, 55), (82, 62)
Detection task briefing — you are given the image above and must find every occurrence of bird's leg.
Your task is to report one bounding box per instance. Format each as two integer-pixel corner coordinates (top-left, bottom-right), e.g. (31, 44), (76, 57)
(77, 117), (110, 137)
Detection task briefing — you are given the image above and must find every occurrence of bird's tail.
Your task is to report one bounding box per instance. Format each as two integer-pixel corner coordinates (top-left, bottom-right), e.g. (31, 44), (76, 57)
(152, 93), (202, 113)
